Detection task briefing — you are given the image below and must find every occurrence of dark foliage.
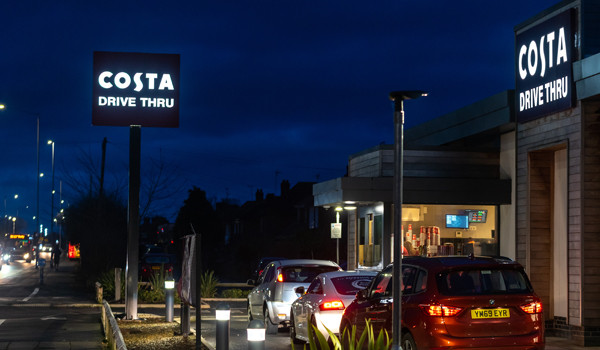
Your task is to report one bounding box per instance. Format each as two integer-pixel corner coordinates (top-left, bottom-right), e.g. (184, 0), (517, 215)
(63, 194), (127, 277)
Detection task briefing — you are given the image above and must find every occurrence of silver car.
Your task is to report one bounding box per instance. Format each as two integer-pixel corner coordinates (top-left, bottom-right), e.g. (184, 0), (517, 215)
(247, 259), (341, 334)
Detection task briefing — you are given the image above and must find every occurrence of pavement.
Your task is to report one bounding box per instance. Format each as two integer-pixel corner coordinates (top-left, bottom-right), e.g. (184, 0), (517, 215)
(3, 258), (598, 350)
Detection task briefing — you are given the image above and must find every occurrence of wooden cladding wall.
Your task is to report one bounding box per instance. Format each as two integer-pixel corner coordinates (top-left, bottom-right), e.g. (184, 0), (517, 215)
(583, 100), (600, 327)
(528, 151), (554, 320)
(348, 148), (500, 179)
(517, 104), (582, 327)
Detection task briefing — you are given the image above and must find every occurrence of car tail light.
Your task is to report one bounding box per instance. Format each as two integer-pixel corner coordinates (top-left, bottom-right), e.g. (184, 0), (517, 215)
(420, 304), (463, 317)
(320, 300), (345, 311)
(520, 301), (543, 314)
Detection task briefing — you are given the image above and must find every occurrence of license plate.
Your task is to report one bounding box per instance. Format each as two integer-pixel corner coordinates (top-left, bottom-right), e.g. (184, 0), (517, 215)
(152, 266), (160, 270)
(471, 308), (510, 319)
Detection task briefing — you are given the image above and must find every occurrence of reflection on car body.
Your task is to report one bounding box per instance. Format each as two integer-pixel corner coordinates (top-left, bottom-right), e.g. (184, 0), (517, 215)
(340, 256), (544, 350)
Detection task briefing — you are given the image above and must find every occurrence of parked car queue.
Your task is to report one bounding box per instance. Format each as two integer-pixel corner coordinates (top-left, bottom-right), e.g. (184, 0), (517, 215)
(246, 255), (544, 350)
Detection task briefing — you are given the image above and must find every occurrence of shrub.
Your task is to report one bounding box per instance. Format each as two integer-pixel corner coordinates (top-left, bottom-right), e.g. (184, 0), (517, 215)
(200, 270), (219, 298)
(292, 320), (391, 350)
(220, 288), (250, 299)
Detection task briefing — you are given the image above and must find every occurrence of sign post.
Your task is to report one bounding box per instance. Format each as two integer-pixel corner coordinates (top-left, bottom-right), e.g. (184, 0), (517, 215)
(92, 51), (180, 320)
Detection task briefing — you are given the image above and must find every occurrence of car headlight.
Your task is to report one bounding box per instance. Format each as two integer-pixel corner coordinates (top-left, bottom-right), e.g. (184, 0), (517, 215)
(24, 253), (30, 259)
(2, 254), (9, 260)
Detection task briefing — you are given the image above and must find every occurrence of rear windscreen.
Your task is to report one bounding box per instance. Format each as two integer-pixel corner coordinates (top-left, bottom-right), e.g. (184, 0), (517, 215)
(331, 275), (375, 295)
(436, 268), (533, 296)
(281, 265), (339, 283)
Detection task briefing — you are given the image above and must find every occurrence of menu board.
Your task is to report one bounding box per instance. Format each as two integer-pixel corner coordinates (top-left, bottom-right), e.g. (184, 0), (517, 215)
(466, 210), (487, 223)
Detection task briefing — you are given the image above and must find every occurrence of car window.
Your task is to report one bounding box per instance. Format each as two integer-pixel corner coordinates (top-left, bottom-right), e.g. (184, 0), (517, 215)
(331, 275), (374, 295)
(144, 256), (171, 264)
(402, 266), (420, 295)
(437, 268), (533, 295)
(262, 264), (275, 283)
(413, 269), (427, 293)
(370, 270), (392, 297)
(307, 278), (323, 294)
(280, 265), (339, 283)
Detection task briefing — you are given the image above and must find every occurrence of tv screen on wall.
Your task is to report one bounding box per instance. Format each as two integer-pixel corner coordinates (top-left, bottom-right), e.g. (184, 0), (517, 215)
(466, 209), (487, 223)
(446, 214), (469, 229)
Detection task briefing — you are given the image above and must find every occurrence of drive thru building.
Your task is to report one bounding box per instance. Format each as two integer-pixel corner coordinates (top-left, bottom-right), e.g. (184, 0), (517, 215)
(313, 0), (600, 345)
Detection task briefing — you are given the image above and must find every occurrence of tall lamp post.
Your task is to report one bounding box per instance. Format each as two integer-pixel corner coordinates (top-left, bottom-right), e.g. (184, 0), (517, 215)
(48, 140), (55, 239)
(0, 104), (39, 237)
(389, 91), (427, 350)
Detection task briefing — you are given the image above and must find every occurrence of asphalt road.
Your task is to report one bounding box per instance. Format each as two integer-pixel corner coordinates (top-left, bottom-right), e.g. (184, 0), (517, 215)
(0, 258), (103, 349)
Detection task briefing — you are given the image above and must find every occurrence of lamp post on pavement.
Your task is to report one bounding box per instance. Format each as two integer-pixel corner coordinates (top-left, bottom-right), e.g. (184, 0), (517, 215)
(47, 140), (55, 238)
(389, 90), (427, 350)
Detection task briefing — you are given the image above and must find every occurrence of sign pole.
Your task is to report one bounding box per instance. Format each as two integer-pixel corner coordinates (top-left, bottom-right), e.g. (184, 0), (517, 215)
(125, 125), (141, 320)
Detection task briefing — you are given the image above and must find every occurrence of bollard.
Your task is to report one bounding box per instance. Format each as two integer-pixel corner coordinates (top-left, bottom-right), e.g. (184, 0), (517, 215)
(165, 278), (175, 322)
(181, 302), (190, 337)
(215, 303), (230, 350)
(247, 319), (266, 350)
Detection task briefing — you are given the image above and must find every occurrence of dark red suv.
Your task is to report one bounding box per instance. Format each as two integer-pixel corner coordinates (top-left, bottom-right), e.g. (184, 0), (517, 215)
(340, 256), (544, 350)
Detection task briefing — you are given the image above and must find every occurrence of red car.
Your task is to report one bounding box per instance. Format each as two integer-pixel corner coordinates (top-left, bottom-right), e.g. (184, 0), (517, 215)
(340, 256), (544, 350)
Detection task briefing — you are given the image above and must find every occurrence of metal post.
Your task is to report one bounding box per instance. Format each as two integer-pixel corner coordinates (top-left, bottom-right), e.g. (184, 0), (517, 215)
(336, 210), (340, 264)
(181, 302), (190, 337)
(165, 278), (175, 322)
(49, 140), (55, 238)
(36, 117), (40, 234)
(115, 268), (122, 302)
(215, 303), (230, 350)
(125, 125), (141, 320)
(247, 319), (266, 350)
(389, 91), (426, 350)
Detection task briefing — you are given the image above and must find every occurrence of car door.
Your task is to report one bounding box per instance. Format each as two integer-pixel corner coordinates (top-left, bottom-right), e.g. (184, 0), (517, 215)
(363, 267), (393, 334)
(297, 278), (322, 339)
(250, 263), (275, 318)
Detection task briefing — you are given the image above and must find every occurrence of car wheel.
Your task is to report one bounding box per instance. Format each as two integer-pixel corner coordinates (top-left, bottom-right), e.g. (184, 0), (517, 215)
(247, 303), (253, 321)
(264, 307), (278, 334)
(289, 312), (304, 344)
(401, 332), (417, 350)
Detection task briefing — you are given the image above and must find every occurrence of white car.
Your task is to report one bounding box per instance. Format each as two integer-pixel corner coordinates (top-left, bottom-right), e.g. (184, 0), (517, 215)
(289, 270), (378, 344)
(247, 259), (341, 334)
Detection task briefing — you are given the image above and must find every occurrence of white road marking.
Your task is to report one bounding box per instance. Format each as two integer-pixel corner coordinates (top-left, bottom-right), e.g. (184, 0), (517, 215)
(41, 316), (67, 321)
(22, 287), (39, 302)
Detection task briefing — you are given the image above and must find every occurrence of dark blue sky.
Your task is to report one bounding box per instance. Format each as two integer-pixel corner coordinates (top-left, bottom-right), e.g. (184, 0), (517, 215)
(1, 1), (552, 233)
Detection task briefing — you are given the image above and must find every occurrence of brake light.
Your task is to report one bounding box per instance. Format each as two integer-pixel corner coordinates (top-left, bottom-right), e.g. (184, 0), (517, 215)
(420, 304), (463, 317)
(277, 273), (284, 282)
(319, 300), (345, 311)
(520, 301), (543, 314)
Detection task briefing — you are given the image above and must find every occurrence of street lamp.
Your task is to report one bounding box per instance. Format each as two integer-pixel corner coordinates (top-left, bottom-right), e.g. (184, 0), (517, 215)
(0, 104), (40, 237)
(389, 90), (427, 350)
(47, 140), (55, 238)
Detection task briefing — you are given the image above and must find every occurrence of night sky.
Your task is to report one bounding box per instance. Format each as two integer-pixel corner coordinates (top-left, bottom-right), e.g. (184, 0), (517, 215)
(1, 1), (552, 233)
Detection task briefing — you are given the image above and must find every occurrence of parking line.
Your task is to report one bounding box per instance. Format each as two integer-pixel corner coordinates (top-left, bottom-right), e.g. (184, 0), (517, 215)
(22, 288), (39, 302)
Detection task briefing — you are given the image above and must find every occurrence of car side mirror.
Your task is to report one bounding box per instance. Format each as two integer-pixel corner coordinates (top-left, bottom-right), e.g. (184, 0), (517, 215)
(294, 286), (305, 295)
(246, 279), (256, 286)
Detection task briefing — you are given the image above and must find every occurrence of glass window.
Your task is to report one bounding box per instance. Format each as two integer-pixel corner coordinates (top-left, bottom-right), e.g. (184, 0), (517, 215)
(280, 265), (339, 283)
(262, 264), (275, 283)
(436, 268), (533, 296)
(370, 271), (392, 297)
(307, 279), (323, 294)
(331, 275), (375, 295)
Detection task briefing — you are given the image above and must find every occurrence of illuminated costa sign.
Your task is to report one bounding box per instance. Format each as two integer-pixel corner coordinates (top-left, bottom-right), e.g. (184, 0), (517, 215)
(515, 10), (574, 122)
(92, 51), (180, 127)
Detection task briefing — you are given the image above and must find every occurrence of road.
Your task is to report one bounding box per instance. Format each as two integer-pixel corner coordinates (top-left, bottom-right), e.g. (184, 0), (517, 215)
(0, 258), (103, 349)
